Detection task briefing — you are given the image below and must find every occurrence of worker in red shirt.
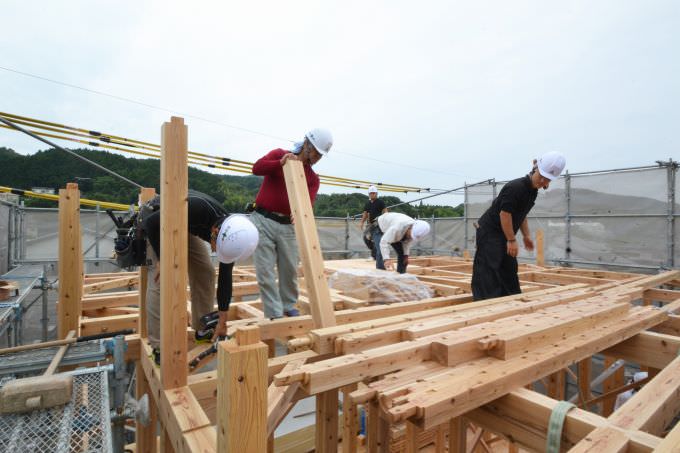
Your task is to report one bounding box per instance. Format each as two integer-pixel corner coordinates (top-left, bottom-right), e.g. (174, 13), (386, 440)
(251, 128), (333, 319)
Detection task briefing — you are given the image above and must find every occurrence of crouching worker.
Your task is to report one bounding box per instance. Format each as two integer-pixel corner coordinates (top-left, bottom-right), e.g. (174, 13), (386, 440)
(143, 190), (258, 364)
(374, 212), (431, 273)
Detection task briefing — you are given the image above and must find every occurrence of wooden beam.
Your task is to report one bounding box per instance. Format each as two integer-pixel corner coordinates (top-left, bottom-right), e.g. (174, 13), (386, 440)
(282, 159), (336, 328)
(82, 275), (138, 294)
(160, 116), (189, 390)
(465, 388), (660, 452)
(608, 354), (680, 436)
(58, 182), (83, 338)
(80, 314), (138, 336)
(217, 326), (268, 453)
(341, 383), (358, 453)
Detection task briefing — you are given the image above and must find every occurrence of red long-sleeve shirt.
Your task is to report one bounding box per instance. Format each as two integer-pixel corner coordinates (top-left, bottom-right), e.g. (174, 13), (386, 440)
(252, 149), (320, 215)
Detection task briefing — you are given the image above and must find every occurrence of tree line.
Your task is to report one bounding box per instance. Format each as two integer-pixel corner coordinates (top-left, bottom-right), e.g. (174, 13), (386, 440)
(0, 147), (463, 218)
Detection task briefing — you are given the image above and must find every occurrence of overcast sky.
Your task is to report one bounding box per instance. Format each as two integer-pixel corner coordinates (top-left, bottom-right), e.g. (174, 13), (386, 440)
(1, 1), (678, 206)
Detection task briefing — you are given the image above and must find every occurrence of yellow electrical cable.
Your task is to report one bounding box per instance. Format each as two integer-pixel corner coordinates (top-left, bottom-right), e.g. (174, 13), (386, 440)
(0, 111), (430, 192)
(0, 185), (132, 211)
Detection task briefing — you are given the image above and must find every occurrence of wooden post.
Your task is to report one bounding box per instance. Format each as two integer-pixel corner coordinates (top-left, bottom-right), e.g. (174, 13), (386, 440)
(137, 186), (157, 453)
(217, 326), (268, 453)
(58, 182), (83, 339)
(536, 228), (545, 267)
(405, 420), (423, 453)
(316, 390), (339, 453)
(341, 384), (359, 453)
(448, 417), (466, 453)
(367, 400), (389, 452)
(602, 355), (625, 416)
(160, 117), (189, 390)
(282, 160), (336, 328)
(578, 357), (592, 410)
(546, 369), (565, 400)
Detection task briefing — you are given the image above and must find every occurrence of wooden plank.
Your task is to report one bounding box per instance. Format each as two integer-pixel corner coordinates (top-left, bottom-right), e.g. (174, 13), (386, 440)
(160, 116), (189, 390)
(82, 292), (139, 309)
(217, 330), (268, 453)
(80, 314), (138, 336)
(82, 275), (138, 294)
(449, 417), (466, 453)
(58, 182), (83, 338)
(282, 160), (336, 328)
(479, 301), (630, 360)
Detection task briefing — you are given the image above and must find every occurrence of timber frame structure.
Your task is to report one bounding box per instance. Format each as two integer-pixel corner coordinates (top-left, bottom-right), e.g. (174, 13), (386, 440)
(54, 117), (680, 453)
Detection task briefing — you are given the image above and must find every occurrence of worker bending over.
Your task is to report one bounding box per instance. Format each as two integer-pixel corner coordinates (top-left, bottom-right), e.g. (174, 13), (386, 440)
(251, 128), (333, 319)
(471, 152), (566, 300)
(143, 190), (258, 363)
(374, 212), (431, 273)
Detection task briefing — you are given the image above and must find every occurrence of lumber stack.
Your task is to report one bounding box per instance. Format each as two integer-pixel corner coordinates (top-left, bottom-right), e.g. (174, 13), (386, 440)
(274, 267), (679, 440)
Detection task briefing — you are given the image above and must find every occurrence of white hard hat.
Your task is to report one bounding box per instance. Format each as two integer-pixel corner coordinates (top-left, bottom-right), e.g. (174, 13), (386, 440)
(537, 151), (566, 181)
(368, 185), (378, 194)
(411, 220), (431, 241)
(305, 128), (333, 155)
(216, 215), (259, 264)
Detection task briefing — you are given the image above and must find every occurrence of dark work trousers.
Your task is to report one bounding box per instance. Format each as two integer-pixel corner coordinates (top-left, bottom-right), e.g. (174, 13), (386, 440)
(374, 228), (408, 274)
(471, 226), (520, 300)
(363, 225), (376, 259)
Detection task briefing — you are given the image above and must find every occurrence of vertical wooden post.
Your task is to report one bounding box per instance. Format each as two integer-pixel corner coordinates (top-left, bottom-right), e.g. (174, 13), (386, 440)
(317, 390), (339, 452)
(535, 228), (545, 267)
(547, 369), (565, 400)
(367, 400), (389, 452)
(217, 325), (268, 453)
(578, 357), (592, 410)
(448, 417), (466, 453)
(58, 182), (83, 339)
(160, 117), (189, 390)
(602, 356), (625, 416)
(405, 421), (423, 453)
(137, 187), (157, 453)
(341, 384), (359, 453)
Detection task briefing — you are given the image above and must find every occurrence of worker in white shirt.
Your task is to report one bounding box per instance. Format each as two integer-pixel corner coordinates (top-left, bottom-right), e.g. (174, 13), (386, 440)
(374, 212), (431, 273)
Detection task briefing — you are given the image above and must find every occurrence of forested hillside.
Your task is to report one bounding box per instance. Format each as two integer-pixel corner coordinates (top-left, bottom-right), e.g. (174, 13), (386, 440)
(0, 147), (462, 217)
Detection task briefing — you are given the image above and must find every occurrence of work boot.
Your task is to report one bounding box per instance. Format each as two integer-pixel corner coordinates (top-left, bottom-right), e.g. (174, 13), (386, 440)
(199, 310), (219, 329)
(195, 328), (214, 344)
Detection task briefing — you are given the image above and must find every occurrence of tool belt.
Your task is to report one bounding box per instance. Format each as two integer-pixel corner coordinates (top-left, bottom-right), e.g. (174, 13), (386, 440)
(255, 207), (292, 225)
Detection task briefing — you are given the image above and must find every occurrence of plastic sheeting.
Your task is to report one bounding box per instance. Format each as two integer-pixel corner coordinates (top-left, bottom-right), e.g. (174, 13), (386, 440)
(328, 268), (433, 304)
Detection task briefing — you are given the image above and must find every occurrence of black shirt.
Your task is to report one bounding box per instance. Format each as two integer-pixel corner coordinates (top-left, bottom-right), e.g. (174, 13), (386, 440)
(144, 190), (234, 311)
(363, 198), (386, 222)
(478, 175), (537, 235)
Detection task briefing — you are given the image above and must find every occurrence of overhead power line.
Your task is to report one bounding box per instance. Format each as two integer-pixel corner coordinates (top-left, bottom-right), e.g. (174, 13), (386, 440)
(0, 65), (474, 180)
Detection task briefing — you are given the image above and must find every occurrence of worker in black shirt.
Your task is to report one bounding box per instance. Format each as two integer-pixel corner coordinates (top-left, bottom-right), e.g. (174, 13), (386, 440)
(471, 152), (566, 300)
(358, 185), (387, 259)
(143, 190), (258, 362)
